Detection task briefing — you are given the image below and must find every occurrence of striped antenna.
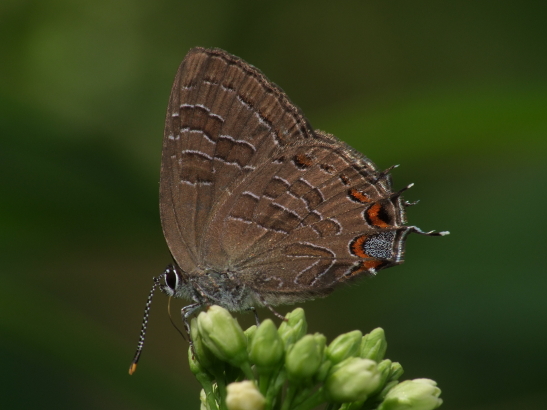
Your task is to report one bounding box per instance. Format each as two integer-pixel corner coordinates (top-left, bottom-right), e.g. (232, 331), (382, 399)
(129, 276), (161, 375)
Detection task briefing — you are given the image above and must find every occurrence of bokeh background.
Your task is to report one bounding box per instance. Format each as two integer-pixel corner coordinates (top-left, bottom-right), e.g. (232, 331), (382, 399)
(2, 1), (546, 409)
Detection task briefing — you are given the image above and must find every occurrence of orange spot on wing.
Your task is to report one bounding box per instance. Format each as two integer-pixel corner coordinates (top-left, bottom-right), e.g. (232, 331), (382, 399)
(350, 235), (370, 258)
(349, 188), (371, 203)
(347, 259), (385, 278)
(294, 154), (313, 168)
(366, 203), (390, 228)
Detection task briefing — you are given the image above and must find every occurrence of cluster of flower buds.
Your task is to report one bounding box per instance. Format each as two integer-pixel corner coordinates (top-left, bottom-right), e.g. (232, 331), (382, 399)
(189, 305), (442, 410)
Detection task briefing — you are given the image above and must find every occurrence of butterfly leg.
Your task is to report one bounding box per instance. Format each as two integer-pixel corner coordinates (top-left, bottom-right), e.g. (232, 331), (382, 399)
(181, 302), (202, 357)
(246, 306), (261, 326)
(255, 294), (287, 321)
(266, 304), (287, 321)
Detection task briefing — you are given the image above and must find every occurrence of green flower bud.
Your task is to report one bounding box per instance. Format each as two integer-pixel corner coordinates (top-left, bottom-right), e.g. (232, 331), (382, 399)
(378, 379), (442, 410)
(377, 359), (392, 375)
(313, 333), (327, 352)
(190, 317), (222, 373)
(389, 362), (404, 383)
(197, 305), (248, 367)
(377, 380), (399, 402)
(360, 328), (387, 362)
(188, 344), (209, 379)
(244, 324), (257, 347)
(285, 333), (324, 382)
(326, 330), (362, 364)
(315, 359), (333, 382)
(199, 389), (208, 410)
(278, 307), (307, 347)
(375, 359), (393, 392)
(249, 319), (284, 373)
(325, 358), (381, 403)
(226, 381), (265, 410)
(370, 361), (404, 400)
(188, 347), (217, 409)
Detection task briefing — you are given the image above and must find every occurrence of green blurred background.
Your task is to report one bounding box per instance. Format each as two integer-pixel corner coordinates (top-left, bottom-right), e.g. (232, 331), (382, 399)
(2, 1), (546, 409)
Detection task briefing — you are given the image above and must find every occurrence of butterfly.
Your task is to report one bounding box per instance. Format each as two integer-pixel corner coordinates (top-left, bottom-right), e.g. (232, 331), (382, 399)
(129, 47), (448, 374)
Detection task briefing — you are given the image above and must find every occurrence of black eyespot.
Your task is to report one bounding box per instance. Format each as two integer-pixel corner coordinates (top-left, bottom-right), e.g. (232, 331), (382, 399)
(165, 268), (179, 290)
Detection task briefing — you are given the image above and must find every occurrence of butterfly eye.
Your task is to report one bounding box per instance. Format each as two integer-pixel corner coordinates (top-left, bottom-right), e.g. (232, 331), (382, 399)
(165, 267), (180, 291)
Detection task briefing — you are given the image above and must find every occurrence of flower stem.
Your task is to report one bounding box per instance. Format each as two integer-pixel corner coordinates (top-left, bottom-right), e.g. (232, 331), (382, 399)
(210, 369), (228, 410)
(259, 372), (272, 396)
(266, 369), (287, 410)
(291, 387), (326, 410)
(240, 361), (255, 381)
(280, 384), (298, 410)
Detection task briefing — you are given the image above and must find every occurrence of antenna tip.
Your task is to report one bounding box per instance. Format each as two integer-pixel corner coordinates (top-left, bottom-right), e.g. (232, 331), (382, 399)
(128, 362), (138, 375)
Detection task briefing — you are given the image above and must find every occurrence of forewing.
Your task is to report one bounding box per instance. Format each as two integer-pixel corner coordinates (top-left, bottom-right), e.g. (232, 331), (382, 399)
(160, 48), (315, 270)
